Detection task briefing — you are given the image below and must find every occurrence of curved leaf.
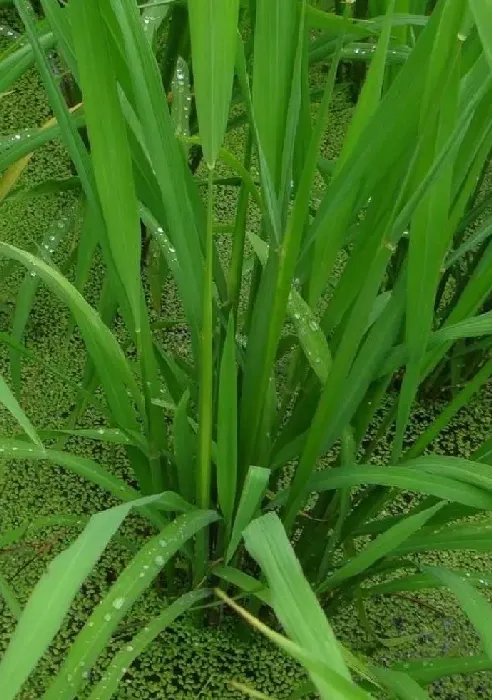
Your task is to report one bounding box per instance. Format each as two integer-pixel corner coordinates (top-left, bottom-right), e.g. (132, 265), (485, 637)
(392, 654), (492, 684)
(0, 375), (42, 447)
(362, 569), (492, 597)
(0, 496), (164, 700)
(42, 509), (218, 700)
(275, 464), (492, 511)
(320, 503), (444, 592)
(0, 242), (143, 432)
(86, 589), (211, 700)
(425, 566), (492, 661)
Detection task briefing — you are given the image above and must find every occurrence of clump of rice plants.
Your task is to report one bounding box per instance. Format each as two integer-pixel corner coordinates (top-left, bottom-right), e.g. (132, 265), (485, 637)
(1, 0), (492, 697)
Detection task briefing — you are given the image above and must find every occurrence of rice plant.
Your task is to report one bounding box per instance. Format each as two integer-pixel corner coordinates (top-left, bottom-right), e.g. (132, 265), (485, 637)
(1, 0), (492, 696)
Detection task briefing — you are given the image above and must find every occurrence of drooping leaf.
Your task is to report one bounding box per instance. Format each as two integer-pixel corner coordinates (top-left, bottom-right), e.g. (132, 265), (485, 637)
(86, 589), (211, 700)
(11, 206), (79, 395)
(425, 566), (492, 661)
(0, 496), (164, 700)
(392, 654), (492, 684)
(369, 667), (431, 700)
(275, 463), (492, 512)
(0, 242), (143, 434)
(41, 509), (218, 700)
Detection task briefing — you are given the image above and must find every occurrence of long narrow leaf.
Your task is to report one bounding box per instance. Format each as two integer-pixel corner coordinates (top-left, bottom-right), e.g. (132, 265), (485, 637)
(243, 513), (352, 698)
(217, 590), (370, 700)
(319, 503), (444, 592)
(188, 0), (239, 167)
(0, 496), (163, 700)
(0, 243), (143, 432)
(70, 0), (142, 331)
(86, 589), (211, 700)
(275, 464), (492, 511)
(0, 375), (42, 447)
(42, 510), (218, 700)
(217, 316), (238, 531)
(425, 565), (492, 660)
(226, 466), (270, 563)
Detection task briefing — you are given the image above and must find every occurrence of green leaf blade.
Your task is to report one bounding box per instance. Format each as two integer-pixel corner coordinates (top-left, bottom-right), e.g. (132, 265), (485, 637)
(69, 0), (142, 331)
(188, 0), (240, 167)
(244, 513), (352, 699)
(217, 316), (238, 531)
(0, 497), (162, 700)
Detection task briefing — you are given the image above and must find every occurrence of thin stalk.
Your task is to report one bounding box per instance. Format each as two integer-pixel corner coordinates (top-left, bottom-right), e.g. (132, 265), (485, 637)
(195, 169), (214, 584)
(243, 252), (263, 336)
(316, 428), (355, 583)
(227, 130), (252, 325)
